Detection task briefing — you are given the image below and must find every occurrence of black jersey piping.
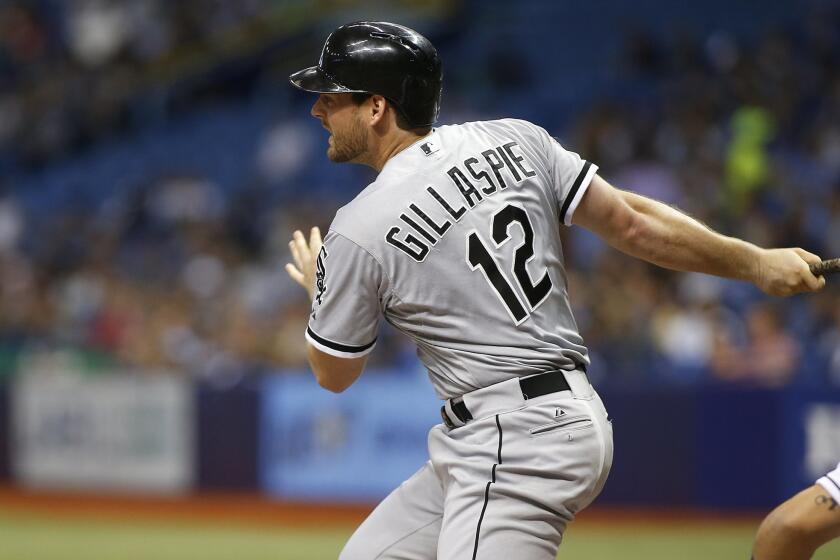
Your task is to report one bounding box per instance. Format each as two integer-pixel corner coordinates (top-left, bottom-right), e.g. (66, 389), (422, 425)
(306, 326), (376, 354)
(471, 414), (503, 560)
(824, 472), (840, 494)
(559, 161), (592, 223)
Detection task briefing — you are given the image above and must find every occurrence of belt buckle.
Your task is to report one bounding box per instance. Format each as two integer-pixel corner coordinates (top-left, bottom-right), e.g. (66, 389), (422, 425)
(440, 405), (456, 429)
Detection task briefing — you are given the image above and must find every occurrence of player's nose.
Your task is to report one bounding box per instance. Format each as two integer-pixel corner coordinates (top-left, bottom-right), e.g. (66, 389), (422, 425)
(310, 96), (325, 119)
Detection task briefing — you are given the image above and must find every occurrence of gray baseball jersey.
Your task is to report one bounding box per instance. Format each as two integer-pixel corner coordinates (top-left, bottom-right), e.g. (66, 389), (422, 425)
(305, 118), (598, 400)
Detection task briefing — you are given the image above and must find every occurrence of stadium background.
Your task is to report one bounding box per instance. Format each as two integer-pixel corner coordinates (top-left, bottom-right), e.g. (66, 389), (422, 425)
(0, 0), (839, 558)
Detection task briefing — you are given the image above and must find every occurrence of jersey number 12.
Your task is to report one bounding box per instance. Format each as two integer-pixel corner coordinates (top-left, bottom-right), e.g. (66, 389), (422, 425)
(466, 204), (553, 324)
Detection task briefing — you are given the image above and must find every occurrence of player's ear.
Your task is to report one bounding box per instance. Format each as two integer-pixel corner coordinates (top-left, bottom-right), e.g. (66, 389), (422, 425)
(368, 95), (388, 126)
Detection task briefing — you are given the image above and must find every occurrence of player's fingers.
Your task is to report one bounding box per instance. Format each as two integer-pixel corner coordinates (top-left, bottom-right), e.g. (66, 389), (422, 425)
(801, 273), (824, 292)
(288, 239), (301, 265)
(309, 226), (322, 253)
(807, 271), (826, 291)
(793, 247), (822, 265)
(285, 263), (305, 285)
(791, 248), (826, 291)
(799, 266), (825, 292)
(293, 230), (312, 264)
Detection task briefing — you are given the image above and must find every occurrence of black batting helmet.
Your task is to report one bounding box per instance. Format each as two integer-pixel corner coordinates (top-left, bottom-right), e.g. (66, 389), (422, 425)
(289, 21), (443, 128)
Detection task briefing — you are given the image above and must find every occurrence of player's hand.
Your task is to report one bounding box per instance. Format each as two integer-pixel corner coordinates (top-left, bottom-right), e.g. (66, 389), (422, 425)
(286, 227), (323, 301)
(754, 247), (825, 297)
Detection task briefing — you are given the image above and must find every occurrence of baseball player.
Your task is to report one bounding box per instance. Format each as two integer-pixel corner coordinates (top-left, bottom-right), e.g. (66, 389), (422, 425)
(285, 21), (826, 560)
(752, 462), (840, 559)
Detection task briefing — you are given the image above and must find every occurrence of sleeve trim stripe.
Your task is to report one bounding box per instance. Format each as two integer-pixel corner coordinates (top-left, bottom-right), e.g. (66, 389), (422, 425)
(563, 162), (598, 226)
(560, 161), (593, 224)
(818, 474), (840, 503)
(306, 332), (376, 359)
(306, 326), (376, 355)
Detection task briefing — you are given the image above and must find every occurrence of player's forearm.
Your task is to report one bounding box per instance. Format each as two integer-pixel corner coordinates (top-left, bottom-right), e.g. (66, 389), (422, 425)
(617, 191), (762, 282)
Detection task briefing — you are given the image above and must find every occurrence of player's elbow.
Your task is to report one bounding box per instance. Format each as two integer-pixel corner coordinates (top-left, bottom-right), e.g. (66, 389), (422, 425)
(307, 344), (365, 393)
(309, 359), (354, 392)
(757, 508), (806, 541)
(313, 369), (353, 393)
(754, 504), (820, 557)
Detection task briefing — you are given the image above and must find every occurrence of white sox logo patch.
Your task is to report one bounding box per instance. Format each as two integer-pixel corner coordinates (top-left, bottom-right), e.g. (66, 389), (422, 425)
(314, 246), (328, 308)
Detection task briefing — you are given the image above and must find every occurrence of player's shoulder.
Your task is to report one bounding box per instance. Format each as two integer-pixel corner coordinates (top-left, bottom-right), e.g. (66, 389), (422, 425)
(460, 117), (550, 138)
(451, 118), (553, 153)
(328, 179), (397, 255)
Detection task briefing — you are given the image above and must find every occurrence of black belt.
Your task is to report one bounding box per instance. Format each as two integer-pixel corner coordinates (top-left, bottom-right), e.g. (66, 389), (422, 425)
(440, 370), (574, 429)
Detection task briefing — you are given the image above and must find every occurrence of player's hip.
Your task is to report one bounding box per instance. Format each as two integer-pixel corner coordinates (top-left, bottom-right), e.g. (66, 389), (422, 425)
(433, 382), (611, 460)
(433, 368), (612, 470)
(429, 384), (613, 516)
(439, 369), (595, 428)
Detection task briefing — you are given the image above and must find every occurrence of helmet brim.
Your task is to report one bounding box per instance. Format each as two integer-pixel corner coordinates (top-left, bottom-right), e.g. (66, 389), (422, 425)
(289, 66), (365, 94)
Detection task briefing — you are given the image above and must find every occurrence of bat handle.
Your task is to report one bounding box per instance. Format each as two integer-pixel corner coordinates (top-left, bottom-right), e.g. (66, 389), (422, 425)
(810, 258), (840, 276)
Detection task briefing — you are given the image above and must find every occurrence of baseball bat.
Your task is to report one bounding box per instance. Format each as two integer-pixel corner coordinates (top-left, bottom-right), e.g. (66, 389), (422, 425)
(810, 258), (840, 276)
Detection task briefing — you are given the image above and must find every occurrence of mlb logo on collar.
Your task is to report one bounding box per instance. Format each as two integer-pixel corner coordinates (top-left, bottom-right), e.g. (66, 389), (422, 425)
(420, 139), (440, 156)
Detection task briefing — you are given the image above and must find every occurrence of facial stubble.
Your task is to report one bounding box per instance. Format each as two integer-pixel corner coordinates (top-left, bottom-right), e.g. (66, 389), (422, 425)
(327, 113), (368, 163)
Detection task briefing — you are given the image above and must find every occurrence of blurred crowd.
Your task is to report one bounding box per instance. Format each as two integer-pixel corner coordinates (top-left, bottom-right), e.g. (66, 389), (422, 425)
(0, 0), (286, 380)
(0, 1), (839, 389)
(567, 9), (840, 387)
(0, 0), (287, 170)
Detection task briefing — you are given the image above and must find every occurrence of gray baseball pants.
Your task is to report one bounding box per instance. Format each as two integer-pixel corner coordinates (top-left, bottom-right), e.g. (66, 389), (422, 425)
(339, 370), (614, 559)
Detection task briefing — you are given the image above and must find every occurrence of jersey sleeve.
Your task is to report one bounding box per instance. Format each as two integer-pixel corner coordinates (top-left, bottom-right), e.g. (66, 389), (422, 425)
(816, 462), (840, 504)
(503, 119), (598, 226)
(305, 231), (383, 358)
(546, 136), (598, 226)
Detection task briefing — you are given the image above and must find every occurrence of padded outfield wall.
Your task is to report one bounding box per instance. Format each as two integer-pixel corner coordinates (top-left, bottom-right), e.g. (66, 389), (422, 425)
(0, 370), (838, 509)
